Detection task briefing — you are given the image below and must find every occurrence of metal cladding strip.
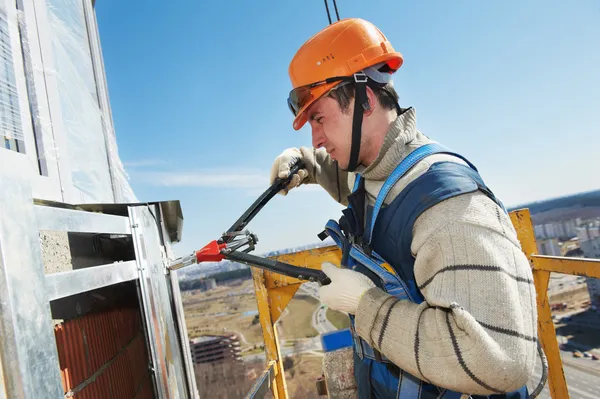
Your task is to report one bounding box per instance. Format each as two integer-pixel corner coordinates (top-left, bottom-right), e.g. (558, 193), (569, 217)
(44, 261), (138, 302)
(33, 205), (132, 235)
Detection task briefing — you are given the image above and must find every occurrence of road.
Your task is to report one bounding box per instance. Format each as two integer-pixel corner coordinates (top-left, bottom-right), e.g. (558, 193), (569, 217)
(299, 282), (338, 334)
(312, 305), (336, 334)
(527, 352), (600, 399)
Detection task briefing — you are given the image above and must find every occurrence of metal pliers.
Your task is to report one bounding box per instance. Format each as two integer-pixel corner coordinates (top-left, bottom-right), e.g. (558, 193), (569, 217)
(169, 159), (331, 286)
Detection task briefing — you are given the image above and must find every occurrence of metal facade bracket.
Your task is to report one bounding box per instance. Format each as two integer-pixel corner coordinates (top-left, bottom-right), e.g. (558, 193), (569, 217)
(0, 163), (64, 398)
(129, 204), (190, 399)
(45, 260), (138, 301)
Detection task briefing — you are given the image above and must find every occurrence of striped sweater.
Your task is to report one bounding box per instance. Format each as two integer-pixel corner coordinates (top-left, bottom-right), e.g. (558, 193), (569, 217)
(297, 108), (538, 395)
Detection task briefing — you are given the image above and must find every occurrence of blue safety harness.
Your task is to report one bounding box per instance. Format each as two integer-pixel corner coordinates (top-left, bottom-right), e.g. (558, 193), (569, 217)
(321, 143), (528, 398)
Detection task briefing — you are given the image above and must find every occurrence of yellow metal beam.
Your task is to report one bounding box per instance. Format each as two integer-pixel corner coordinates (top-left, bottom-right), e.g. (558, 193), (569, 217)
(262, 245), (343, 322)
(509, 209), (570, 399)
(252, 267), (288, 399)
(532, 255), (600, 278)
(267, 285), (300, 322)
(265, 245), (343, 289)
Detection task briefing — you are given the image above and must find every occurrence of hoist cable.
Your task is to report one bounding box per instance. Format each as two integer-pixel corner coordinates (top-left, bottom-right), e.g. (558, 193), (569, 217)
(332, 0), (340, 21)
(323, 0), (332, 24)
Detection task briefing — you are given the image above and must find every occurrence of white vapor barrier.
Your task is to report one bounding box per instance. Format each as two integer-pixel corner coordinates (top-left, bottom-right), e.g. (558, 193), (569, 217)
(44, 0), (137, 203)
(46, 0), (112, 202)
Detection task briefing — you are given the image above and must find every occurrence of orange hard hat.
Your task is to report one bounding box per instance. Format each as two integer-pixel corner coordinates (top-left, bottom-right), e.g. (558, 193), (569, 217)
(288, 18), (403, 130)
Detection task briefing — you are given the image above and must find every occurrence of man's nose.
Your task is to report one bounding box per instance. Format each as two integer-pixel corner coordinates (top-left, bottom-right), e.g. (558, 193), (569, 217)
(312, 126), (325, 148)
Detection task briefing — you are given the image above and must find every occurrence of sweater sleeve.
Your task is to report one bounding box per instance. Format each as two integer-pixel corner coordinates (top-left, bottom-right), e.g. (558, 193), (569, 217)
(354, 191), (538, 395)
(299, 146), (351, 206)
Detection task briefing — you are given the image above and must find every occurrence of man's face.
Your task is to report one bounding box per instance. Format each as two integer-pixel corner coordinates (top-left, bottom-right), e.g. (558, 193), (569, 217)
(306, 95), (355, 169)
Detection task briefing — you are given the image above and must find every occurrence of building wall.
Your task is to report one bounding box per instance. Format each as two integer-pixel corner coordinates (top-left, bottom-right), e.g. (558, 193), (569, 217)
(0, 0), (136, 204)
(587, 278), (600, 307)
(537, 238), (561, 256)
(580, 237), (600, 259)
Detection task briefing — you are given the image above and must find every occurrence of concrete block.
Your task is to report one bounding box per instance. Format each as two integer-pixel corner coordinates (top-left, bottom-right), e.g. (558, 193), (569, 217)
(322, 347), (357, 399)
(40, 230), (73, 274)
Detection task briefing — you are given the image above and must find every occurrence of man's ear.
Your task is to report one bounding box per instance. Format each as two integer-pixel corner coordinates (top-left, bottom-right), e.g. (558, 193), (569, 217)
(364, 86), (376, 116)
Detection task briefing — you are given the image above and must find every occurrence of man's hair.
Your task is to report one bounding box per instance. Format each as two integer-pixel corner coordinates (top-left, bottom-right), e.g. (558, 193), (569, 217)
(327, 82), (399, 113)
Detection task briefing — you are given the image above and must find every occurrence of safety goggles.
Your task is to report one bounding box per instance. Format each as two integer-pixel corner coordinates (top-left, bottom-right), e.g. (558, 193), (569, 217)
(287, 73), (368, 116)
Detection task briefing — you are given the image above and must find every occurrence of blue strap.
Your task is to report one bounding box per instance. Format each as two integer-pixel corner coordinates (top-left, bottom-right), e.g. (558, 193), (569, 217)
(352, 174), (361, 191)
(365, 143), (476, 245)
(324, 219), (345, 248)
(397, 370), (422, 399)
(349, 246), (416, 302)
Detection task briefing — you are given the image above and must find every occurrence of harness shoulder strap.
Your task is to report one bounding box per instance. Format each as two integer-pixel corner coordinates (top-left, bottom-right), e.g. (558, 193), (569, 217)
(393, 161), (506, 269)
(365, 143), (471, 244)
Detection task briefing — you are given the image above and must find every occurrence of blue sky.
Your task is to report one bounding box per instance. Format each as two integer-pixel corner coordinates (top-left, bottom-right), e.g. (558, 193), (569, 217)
(95, 0), (600, 257)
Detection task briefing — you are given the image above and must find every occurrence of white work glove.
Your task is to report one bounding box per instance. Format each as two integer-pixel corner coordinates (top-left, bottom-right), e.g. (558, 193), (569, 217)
(269, 148), (309, 195)
(319, 262), (376, 314)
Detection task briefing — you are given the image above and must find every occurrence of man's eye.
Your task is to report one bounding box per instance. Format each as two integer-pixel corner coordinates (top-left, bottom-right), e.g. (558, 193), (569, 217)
(316, 117), (324, 124)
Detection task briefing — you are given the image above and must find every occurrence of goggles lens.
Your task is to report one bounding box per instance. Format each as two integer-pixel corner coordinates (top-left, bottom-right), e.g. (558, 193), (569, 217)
(287, 76), (353, 117)
(287, 85), (314, 116)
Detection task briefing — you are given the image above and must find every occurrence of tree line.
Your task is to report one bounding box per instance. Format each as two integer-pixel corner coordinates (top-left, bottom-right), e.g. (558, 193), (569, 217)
(179, 268), (252, 291)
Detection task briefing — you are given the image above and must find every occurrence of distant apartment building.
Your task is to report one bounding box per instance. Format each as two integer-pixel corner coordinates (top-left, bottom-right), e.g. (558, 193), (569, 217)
(536, 238), (561, 256)
(587, 278), (600, 308)
(577, 223), (600, 243)
(580, 236), (600, 259)
(578, 229), (600, 308)
(534, 219), (580, 240)
(190, 334), (242, 365)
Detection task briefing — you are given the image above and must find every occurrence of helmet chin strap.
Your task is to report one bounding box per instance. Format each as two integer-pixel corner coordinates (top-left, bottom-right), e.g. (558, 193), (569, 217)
(346, 74), (370, 172)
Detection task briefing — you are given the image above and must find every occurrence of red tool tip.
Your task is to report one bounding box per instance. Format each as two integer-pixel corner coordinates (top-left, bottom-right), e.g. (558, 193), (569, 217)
(195, 240), (226, 263)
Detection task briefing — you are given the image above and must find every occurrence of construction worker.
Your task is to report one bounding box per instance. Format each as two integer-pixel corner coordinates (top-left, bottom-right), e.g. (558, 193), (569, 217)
(270, 18), (538, 398)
